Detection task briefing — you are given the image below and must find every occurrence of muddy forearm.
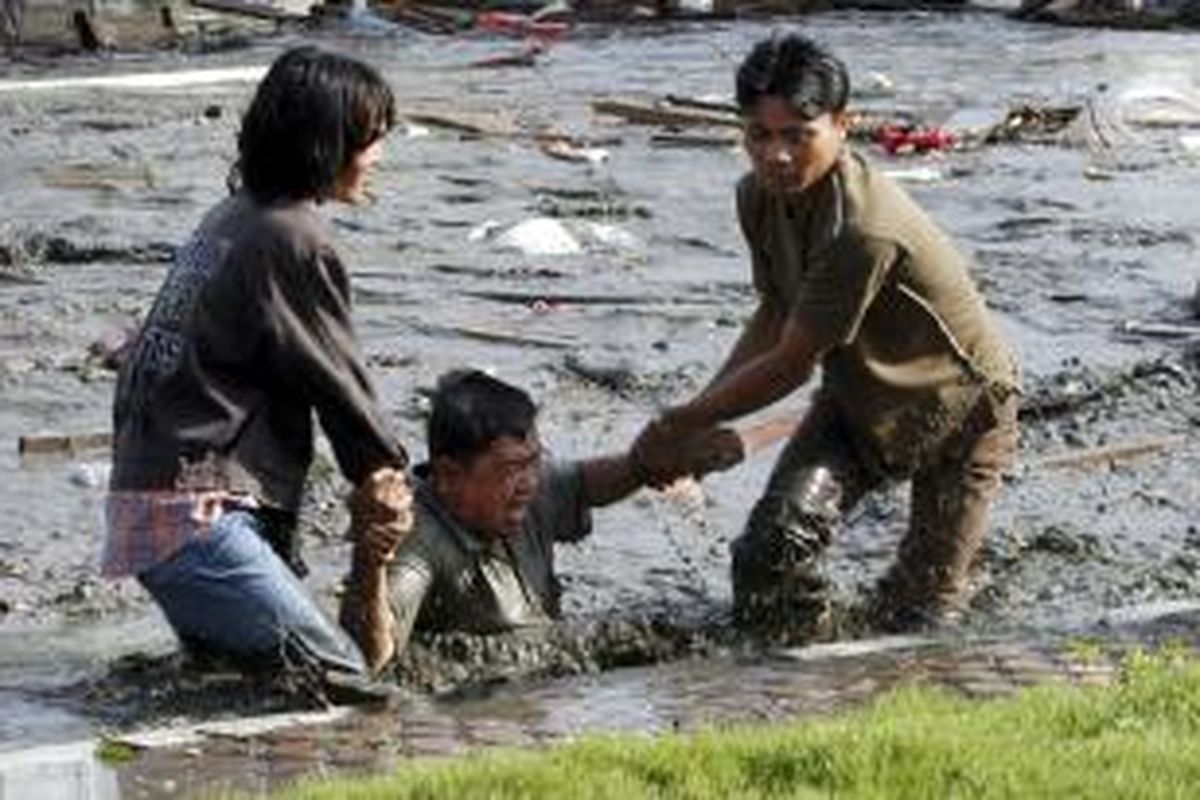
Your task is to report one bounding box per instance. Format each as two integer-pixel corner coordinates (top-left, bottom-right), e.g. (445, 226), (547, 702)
(706, 300), (784, 390)
(340, 557), (395, 674)
(674, 318), (818, 432)
(580, 452), (643, 508)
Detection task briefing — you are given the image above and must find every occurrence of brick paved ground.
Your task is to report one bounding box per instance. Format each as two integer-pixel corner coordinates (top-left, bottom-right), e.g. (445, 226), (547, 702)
(7, 608), (1198, 800)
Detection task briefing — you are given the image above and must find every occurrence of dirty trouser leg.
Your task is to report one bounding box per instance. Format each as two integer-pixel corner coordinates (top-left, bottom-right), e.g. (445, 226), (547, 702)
(731, 401), (878, 641)
(138, 509), (367, 677)
(879, 393), (1020, 629)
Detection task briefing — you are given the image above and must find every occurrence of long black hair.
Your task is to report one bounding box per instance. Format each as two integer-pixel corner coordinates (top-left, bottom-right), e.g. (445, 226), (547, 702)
(236, 46), (395, 203)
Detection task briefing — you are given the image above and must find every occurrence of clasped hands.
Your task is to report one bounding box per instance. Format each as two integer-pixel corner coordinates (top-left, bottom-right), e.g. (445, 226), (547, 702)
(342, 466), (413, 673)
(347, 466), (414, 566)
(631, 406), (745, 490)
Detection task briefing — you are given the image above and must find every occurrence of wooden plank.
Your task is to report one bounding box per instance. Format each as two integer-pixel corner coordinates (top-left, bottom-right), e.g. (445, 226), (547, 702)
(1033, 435), (1185, 471)
(417, 322), (576, 350)
(1118, 320), (1200, 339)
(591, 99), (740, 129)
(189, 0), (306, 21)
(0, 65), (266, 94)
(18, 432), (113, 455)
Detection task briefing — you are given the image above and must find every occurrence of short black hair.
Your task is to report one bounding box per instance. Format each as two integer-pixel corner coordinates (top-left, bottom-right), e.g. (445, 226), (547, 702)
(428, 370), (537, 464)
(237, 46), (395, 204)
(735, 33), (849, 119)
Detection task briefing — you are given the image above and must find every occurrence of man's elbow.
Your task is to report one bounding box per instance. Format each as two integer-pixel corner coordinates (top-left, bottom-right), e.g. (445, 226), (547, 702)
(755, 299), (786, 334)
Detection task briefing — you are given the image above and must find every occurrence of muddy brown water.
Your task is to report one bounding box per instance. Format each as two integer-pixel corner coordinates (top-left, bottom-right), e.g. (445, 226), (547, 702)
(0, 9), (1199, 795)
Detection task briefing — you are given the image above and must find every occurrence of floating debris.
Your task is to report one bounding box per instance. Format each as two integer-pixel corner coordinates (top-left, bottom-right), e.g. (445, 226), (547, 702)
(495, 218), (581, 256)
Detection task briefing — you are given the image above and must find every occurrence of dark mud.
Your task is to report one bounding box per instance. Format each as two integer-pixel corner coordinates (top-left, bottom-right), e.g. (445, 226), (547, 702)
(0, 11), (1198, 762)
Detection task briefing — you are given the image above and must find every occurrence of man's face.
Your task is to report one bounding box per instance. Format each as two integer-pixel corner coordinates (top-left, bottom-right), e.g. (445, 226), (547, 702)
(434, 432), (542, 539)
(743, 96), (846, 196)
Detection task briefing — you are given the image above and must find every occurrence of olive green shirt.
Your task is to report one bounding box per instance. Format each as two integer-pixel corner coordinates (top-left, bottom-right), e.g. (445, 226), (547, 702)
(737, 151), (1019, 474)
(388, 463), (592, 653)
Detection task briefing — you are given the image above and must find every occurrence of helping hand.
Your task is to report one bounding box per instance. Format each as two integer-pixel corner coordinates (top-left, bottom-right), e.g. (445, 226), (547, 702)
(632, 418), (746, 488)
(348, 466), (414, 565)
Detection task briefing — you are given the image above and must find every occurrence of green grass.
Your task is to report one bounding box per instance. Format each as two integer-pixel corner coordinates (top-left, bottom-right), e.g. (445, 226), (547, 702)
(273, 649), (1200, 800)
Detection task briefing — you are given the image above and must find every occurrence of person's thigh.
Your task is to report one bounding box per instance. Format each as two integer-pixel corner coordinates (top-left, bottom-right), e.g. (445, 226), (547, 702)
(138, 510), (365, 674)
(746, 399), (877, 547)
(901, 392), (1020, 605)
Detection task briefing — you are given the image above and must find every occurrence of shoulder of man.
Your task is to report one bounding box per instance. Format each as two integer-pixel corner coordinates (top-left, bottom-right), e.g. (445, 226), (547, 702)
(387, 477), (472, 576)
(735, 170), (767, 224)
(527, 459), (591, 545)
(837, 151), (950, 258)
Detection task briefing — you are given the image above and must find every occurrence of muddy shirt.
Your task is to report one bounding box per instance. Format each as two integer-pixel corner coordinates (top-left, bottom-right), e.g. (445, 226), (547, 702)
(737, 151), (1019, 474)
(106, 194), (403, 574)
(389, 462), (591, 651)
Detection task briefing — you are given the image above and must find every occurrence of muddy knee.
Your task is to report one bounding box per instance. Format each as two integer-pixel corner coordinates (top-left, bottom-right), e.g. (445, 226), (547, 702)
(731, 468), (845, 629)
(734, 465), (842, 567)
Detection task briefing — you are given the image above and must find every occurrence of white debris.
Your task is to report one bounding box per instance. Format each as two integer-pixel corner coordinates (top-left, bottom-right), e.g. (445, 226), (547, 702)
(399, 122), (431, 139)
(582, 222), (641, 252)
(882, 166), (945, 184)
(470, 218), (640, 256)
(1083, 165), (1118, 182)
(1116, 83), (1200, 128)
(467, 219), (503, 243)
(862, 71), (896, 97)
(541, 140), (610, 165)
(68, 462), (109, 489)
(0, 66), (267, 94)
(496, 218), (581, 256)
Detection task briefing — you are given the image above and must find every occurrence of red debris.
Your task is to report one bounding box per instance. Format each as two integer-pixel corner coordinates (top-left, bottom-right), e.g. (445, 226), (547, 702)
(476, 11), (570, 44)
(876, 124), (956, 155)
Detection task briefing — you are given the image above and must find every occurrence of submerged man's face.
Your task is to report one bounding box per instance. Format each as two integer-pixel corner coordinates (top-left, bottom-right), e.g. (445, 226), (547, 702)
(435, 433), (542, 539)
(743, 96), (846, 196)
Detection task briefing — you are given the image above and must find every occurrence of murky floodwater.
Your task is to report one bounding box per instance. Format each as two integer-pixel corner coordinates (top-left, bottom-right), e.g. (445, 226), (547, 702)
(0, 9), (1198, 792)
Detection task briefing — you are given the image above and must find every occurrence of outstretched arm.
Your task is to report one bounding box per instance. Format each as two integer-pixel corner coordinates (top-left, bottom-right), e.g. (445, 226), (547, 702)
(579, 452), (642, 508)
(705, 299), (786, 390)
(662, 314), (822, 436)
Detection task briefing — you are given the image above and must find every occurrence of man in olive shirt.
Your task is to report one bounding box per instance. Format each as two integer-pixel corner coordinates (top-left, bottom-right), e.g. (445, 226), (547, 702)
(637, 35), (1020, 638)
(358, 370), (738, 659)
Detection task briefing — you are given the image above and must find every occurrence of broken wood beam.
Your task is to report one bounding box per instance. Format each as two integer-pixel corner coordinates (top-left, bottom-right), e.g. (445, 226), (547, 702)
(1117, 320), (1200, 339)
(663, 94), (738, 115)
(1032, 435), (1186, 471)
(418, 322), (576, 350)
(189, 0), (306, 21)
(591, 99), (740, 129)
(19, 432), (113, 455)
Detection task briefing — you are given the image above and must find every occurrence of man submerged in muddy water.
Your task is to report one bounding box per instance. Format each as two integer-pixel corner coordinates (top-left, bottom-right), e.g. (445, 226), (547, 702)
(637, 34), (1021, 639)
(101, 47), (413, 702)
(339, 369), (739, 667)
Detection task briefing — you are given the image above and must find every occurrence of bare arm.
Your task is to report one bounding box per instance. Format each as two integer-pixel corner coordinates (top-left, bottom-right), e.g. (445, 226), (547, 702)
(665, 314), (823, 435)
(705, 299), (786, 390)
(579, 452), (642, 508)
(581, 427), (754, 507)
(577, 304), (795, 506)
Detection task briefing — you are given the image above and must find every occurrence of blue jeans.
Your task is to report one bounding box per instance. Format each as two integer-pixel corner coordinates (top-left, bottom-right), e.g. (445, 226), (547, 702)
(138, 510), (366, 676)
